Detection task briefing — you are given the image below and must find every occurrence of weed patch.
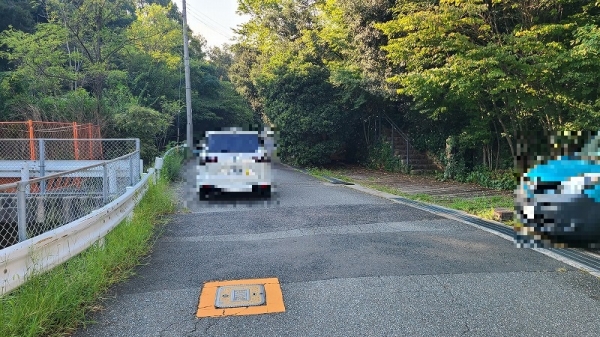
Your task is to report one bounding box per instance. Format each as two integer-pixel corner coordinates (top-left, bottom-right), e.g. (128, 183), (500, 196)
(305, 167), (351, 182)
(0, 179), (175, 337)
(366, 141), (410, 173)
(161, 146), (185, 182)
(358, 183), (515, 225)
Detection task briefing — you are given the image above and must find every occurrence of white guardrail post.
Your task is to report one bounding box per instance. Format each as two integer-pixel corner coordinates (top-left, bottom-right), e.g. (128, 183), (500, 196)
(39, 139), (46, 195)
(155, 157), (163, 183)
(16, 182), (27, 242)
(103, 162), (109, 204)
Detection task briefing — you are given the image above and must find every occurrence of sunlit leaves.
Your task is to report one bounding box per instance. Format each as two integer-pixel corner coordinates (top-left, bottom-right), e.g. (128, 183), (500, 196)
(0, 23), (79, 94)
(127, 4), (181, 69)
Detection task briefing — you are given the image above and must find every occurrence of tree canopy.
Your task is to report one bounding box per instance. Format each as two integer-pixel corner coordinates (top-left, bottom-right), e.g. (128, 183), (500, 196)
(2, 0), (599, 171)
(228, 0), (600, 170)
(0, 0), (253, 161)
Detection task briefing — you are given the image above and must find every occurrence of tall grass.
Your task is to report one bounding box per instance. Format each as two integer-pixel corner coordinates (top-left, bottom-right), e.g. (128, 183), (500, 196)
(161, 147), (185, 182)
(0, 178), (175, 337)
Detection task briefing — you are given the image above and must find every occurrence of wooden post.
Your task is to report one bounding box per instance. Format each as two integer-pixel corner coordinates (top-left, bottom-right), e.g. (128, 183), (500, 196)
(28, 120), (36, 160)
(72, 122), (81, 188)
(88, 123), (93, 159)
(72, 122), (80, 160)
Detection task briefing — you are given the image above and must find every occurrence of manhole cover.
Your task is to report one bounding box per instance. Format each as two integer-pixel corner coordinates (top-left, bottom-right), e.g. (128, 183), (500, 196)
(215, 284), (265, 308)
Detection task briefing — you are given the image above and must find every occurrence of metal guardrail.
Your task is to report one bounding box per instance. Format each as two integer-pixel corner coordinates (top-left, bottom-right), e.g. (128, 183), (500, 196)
(0, 143), (177, 296)
(0, 139), (141, 249)
(0, 167), (154, 295)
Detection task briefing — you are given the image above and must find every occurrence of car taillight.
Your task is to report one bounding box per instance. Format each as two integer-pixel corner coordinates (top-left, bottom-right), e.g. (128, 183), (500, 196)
(200, 156), (218, 165)
(252, 156), (271, 163)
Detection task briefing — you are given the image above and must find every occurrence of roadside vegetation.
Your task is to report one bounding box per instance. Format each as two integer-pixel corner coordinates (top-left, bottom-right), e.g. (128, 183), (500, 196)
(2, 1), (598, 184)
(306, 167), (517, 226)
(160, 144), (185, 182)
(230, 0), (600, 185)
(0, 0), (254, 163)
(0, 176), (176, 337)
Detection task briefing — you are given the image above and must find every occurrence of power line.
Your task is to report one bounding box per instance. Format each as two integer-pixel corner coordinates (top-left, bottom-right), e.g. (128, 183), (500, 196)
(186, 4), (232, 32)
(185, 4), (233, 39)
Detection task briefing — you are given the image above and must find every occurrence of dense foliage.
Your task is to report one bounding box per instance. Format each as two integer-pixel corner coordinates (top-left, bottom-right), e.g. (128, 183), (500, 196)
(0, 0), (254, 161)
(3, 0), (599, 174)
(229, 0), (600, 172)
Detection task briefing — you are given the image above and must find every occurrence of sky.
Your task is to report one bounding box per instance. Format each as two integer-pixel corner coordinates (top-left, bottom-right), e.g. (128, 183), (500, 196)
(172, 0), (250, 48)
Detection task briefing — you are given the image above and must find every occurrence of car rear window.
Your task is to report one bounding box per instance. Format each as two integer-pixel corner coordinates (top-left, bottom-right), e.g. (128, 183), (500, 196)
(206, 133), (259, 153)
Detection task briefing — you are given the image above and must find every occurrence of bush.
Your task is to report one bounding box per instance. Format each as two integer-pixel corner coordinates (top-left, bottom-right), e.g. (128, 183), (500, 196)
(462, 166), (517, 191)
(0, 179), (175, 337)
(366, 140), (410, 173)
(160, 146), (184, 182)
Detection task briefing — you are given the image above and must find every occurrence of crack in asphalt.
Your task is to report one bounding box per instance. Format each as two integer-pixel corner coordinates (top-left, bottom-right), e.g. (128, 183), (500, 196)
(203, 318), (219, 335)
(461, 321), (472, 336)
(158, 322), (178, 337)
(183, 319), (201, 337)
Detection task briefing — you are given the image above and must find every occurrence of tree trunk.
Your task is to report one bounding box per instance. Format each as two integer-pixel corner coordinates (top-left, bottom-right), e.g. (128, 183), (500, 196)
(497, 117), (515, 160)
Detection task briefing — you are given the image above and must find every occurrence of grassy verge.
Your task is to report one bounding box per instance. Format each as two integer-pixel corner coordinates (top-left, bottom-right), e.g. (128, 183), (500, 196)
(0, 178), (175, 337)
(305, 167), (352, 183)
(306, 169), (517, 226)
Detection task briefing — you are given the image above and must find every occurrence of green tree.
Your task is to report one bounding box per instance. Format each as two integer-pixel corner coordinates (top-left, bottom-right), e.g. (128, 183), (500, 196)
(45, 0), (136, 125)
(377, 0), (599, 168)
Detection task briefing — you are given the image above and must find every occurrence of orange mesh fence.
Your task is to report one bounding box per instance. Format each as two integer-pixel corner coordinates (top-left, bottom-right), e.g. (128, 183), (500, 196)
(0, 121), (110, 191)
(0, 120), (101, 139)
(0, 120), (103, 161)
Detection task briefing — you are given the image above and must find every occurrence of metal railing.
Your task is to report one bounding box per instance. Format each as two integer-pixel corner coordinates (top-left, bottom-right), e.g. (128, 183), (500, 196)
(381, 112), (411, 166)
(0, 144), (175, 295)
(366, 113), (412, 166)
(0, 139), (141, 249)
(0, 138), (139, 174)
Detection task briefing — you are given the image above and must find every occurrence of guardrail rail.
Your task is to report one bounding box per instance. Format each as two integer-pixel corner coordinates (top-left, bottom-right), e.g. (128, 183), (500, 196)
(0, 139), (172, 295)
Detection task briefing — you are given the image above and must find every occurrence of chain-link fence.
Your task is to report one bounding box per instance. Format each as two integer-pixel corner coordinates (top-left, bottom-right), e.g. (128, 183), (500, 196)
(0, 140), (141, 249)
(0, 139), (139, 184)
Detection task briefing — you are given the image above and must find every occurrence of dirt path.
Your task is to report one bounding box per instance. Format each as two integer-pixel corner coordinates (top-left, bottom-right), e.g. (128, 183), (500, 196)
(333, 166), (512, 200)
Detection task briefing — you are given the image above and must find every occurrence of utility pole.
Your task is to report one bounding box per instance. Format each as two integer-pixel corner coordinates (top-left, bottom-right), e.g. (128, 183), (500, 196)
(182, 0), (193, 149)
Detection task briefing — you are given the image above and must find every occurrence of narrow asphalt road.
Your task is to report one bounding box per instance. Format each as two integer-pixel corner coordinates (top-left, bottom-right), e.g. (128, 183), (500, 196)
(74, 162), (600, 336)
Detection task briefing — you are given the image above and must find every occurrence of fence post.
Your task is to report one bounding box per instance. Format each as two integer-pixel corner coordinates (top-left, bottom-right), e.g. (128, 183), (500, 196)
(72, 122), (80, 160)
(129, 154), (134, 186)
(17, 182), (27, 242)
(27, 120), (36, 161)
(103, 163), (108, 204)
(39, 139), (46, 194)
(135, 139), (141, 183)
(21, 162), (30, 195)
(155, 157), (163, 183)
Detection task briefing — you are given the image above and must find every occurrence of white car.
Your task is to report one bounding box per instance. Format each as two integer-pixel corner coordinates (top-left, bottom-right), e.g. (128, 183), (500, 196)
(196, 130), (272, 199)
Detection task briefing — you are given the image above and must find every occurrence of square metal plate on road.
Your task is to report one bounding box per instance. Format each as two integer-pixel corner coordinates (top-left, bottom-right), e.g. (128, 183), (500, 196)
(215, 284), (265, 308)
(197, 278), (285, 317)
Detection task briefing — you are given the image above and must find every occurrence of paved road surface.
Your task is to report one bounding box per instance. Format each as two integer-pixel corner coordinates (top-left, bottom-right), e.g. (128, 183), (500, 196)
(74, 163), (600, 336)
